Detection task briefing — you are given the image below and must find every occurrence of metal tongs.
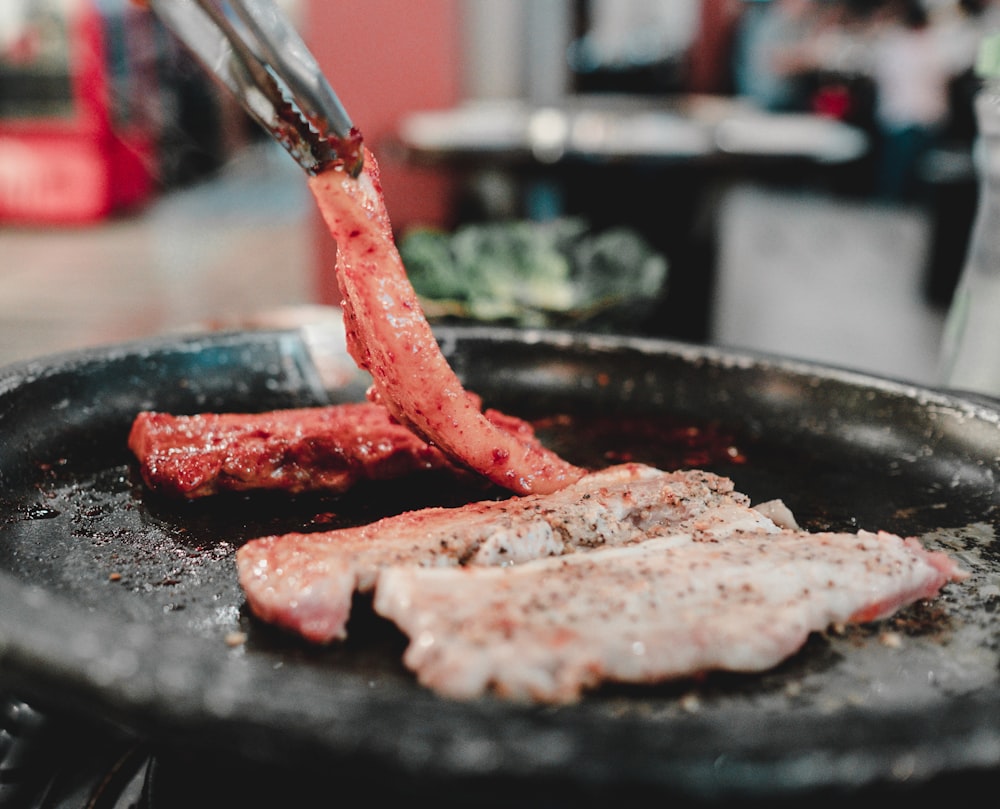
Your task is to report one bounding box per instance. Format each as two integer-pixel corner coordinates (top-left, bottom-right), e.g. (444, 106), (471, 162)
(148, 0), (364, 177)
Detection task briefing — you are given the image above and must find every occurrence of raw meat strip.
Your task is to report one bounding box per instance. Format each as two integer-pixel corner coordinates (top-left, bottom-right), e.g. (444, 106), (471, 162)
(307, 151), (585, 495)
(128, 404), (459, 498)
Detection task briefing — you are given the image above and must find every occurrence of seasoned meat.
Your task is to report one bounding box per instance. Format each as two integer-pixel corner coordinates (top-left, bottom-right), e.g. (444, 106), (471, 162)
(228, 151), (967, 706)
(128, 404), (460, 498)
(235, 464), (767, 643)
(374, 529), (967, 703)
(307, 152), (585, 495)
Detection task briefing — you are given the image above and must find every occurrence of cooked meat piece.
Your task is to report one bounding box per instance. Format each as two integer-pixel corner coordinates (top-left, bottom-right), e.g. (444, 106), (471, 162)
(236, 464), (769, 644)
(128, 404), (461, 498)
(307, 152), (585, 495)
(374, 529), (967, 703)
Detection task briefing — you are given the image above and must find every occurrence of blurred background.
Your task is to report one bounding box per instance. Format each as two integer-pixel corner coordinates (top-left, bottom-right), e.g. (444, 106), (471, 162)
(1, 0), (995, 384)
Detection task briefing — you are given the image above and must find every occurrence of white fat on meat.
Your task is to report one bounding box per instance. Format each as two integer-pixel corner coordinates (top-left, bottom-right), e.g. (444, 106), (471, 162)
(373, 529), (966, 703)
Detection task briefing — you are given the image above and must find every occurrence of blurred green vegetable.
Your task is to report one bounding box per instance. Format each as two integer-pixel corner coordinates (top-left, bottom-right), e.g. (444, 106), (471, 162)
(398, 218), (668, 330)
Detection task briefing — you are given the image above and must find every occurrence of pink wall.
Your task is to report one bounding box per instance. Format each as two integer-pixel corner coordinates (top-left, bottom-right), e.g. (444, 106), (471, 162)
(304, 0), (462, 304)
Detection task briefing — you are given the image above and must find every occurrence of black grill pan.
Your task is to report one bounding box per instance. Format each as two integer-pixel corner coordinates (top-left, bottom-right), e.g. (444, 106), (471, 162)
(0, 326), (998, 805)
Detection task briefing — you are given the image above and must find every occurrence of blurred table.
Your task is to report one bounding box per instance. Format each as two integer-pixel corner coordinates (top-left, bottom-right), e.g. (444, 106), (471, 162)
(392, 94), (869, 341)
(395, 94), (867, 168)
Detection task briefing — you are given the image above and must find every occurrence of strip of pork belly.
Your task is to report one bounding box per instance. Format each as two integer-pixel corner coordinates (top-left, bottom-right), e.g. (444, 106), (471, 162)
(306, 152), (585, 496)
(236, 464), (775, 644)
(374, 530), (967, 704)
(128, 404), (463, 498)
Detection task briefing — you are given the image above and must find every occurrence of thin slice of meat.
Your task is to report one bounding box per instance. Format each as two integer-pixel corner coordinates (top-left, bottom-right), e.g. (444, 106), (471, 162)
(373, 529), (967, 703)
(306, 152), (585, 496)
(235, 464), (772, 644)
(128, 404), (462, 498)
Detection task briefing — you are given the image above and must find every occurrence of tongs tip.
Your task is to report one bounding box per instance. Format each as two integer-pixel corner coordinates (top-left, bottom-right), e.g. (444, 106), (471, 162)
(326, 126), (365, 178)
(150, 0), (364, 177)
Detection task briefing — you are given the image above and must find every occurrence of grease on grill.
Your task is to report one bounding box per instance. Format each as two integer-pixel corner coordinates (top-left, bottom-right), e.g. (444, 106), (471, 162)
(532, 413), (747, 472)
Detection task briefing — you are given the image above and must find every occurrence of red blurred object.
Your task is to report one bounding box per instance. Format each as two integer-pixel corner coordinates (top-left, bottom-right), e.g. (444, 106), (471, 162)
(812, 82), (853, 121)
(305, 0), (462, 306)
(0, 0), (159, 224)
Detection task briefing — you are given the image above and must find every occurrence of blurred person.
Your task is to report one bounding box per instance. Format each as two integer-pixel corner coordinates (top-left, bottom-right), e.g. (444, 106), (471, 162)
(570, 0), (701, 94)
(933, 0), (1000, 75)
(801, 1), (880, 123)
(868, 0), (952, 202)
(922, 0), (1000, 306)
(733, 0), (823, 111)
(932, 0), (1000, 141)
(574, 0), (699, 70)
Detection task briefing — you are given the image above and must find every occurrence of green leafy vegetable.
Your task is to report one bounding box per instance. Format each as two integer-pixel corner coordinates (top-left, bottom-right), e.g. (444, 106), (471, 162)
(399, 217), (668, 329)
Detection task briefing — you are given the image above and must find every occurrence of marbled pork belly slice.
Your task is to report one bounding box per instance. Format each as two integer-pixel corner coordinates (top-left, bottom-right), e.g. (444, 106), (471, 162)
(307, 152), (585, 495)
(374, 530), (968, 704)
(236, 464), (774, 644)
(128, 404), (462, 498)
